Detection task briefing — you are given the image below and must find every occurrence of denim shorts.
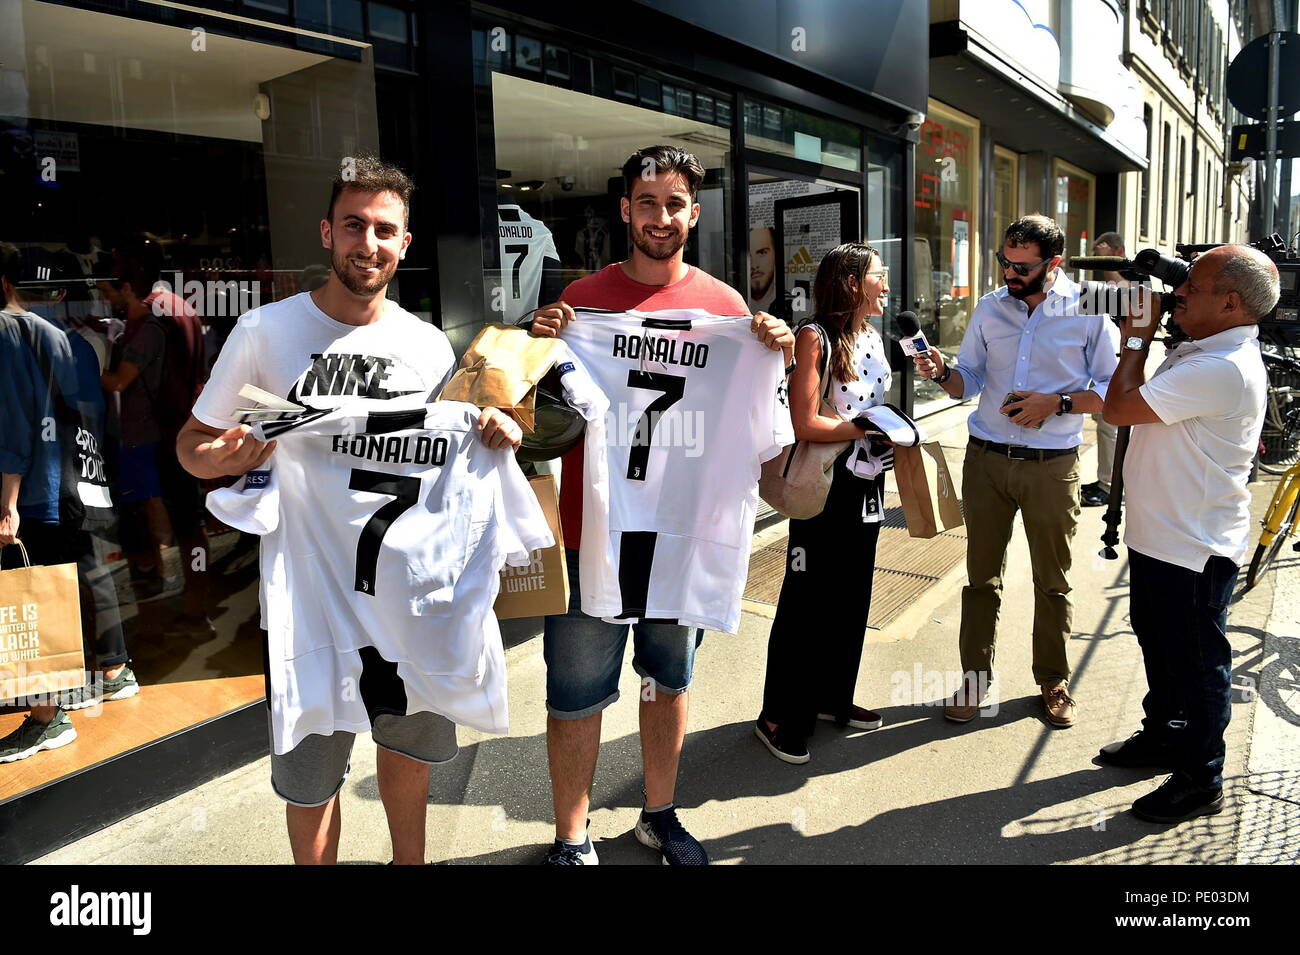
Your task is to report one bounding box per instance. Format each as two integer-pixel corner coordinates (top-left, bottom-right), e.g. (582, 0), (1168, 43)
(544, 549), (703, 719)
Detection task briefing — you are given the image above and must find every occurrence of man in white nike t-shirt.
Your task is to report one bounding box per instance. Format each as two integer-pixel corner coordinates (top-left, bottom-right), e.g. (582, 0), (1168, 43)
(176, 157), (522, 865)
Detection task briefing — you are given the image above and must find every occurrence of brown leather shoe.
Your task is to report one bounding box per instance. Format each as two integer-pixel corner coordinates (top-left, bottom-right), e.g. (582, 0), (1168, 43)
(1041, 683), (1076, 727)
(943, 674), (990, 723)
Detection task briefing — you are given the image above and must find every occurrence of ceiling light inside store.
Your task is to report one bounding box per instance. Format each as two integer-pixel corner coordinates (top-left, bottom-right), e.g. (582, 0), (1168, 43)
(253, 93), (271, 121)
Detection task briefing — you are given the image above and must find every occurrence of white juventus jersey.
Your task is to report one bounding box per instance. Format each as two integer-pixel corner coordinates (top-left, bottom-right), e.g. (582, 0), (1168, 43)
(497, 204), (559, 320)
(206, 400), (552, 755)
(559, 308), (793, 633)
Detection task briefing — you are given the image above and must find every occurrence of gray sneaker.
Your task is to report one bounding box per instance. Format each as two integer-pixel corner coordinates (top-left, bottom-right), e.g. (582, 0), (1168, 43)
(0, 711), (78, 763)
(58, 667), (140, 710)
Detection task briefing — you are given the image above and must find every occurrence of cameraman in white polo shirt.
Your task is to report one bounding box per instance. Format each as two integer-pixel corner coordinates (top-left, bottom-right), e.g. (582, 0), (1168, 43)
(1101, 244), (1279, 824)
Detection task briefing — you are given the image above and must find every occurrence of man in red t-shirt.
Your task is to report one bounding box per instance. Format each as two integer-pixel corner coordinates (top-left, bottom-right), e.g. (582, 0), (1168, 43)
(530, 145), (793, 865)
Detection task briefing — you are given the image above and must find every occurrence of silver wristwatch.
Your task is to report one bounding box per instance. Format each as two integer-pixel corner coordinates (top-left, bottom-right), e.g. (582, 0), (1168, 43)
(1123, 336), (1149, 352)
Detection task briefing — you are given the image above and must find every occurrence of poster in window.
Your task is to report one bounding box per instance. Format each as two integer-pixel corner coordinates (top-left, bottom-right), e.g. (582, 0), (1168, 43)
(951, 212), (969, 298)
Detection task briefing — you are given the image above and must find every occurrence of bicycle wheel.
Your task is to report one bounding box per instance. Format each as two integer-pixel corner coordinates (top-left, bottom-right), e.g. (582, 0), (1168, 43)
(1246, 494), (1300, 589)
(1260, 361), (1300, 474)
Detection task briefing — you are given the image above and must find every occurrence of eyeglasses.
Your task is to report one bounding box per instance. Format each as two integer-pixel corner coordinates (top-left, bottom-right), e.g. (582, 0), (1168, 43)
(995, 251), (1051, 277)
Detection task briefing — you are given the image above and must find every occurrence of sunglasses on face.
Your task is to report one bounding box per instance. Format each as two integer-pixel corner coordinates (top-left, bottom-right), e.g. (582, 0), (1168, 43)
(995, 251), (1051, 277)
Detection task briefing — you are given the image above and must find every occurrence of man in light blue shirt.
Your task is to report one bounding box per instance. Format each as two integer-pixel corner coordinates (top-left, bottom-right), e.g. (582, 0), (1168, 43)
(913, 214), (1119, 728)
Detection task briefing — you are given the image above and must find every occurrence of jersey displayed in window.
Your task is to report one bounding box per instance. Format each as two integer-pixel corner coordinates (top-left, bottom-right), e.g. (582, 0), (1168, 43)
(496, 203), (560, 321)
(559, 308), (794, 634)
(206, 400), (553, 755)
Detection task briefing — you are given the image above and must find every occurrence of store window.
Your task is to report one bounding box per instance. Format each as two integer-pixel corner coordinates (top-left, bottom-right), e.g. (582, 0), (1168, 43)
(1, 0), (382, 802)
(1052, 158), (1096, 261)
(913, 100), (979, 411)
(471, 23), (733, 336)
(743, 98), (861, 172)
(991, 147), (1019, 274)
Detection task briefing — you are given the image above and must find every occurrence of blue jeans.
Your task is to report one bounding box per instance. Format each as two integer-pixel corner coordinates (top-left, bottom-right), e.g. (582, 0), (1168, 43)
(1128, 548), (1238, 788)
(543, 549), (702, 719)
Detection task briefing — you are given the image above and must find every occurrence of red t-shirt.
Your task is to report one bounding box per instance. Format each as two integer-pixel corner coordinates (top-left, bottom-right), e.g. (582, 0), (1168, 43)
(557, 263), (750, 547)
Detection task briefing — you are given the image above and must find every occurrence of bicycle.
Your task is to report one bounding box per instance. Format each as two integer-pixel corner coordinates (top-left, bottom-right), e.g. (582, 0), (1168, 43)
(1245, 442), (1300, 590)
(1259, 347), (1300, 475)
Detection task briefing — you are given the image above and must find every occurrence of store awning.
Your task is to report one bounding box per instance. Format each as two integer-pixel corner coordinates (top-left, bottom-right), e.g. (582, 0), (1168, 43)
(930, 21), (1146, 174)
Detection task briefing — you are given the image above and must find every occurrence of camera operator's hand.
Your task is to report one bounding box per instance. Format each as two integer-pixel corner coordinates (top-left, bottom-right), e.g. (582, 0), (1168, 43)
(1001, 392), (1058, 429)
(530, 302), (574, 338)
(912, 346), (945, 380)
(1118, 283), (1162, 343)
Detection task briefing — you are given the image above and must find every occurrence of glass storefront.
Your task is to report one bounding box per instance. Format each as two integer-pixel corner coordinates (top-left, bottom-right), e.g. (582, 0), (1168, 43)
(992, 147), (1020, 254)
(0, 0), (403, 802)
(912, 100), (979, 411)
(1, 0), (915, 830)
(1052, 158), (1096, 263)
(470, 22), (733, 340)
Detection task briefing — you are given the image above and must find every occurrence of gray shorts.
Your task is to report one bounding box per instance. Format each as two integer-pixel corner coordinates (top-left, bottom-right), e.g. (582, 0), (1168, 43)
(269, 711), (459, 807)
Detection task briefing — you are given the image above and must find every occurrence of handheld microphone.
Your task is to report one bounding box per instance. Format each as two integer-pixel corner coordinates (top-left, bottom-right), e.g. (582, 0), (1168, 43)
(1068, 255), (1132, 272)
(895, 310), (929, 357)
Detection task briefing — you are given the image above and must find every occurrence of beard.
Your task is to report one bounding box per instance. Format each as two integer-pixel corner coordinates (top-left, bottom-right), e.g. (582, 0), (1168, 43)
(1005, 268), (1048, 300)
(630, 226), (687, 261)
(751, 272), (773, 298)
(330, 247), (396, 296)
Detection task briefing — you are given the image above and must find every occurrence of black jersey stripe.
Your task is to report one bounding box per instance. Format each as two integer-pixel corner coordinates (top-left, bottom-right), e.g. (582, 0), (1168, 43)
(259, 408), (331, 438)
(616, 530), (658, 618)
(363, 408), (430, 434)
(358, 646), (409, 723)
(640, 318), (694, 330)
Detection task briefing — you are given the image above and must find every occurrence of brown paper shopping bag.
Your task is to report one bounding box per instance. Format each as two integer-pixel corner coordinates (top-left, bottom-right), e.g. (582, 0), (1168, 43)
(438, 324), (564, 431)
(494, 474), (570, 619)
(0, 542), (85, 703)
(894, 442), (964, 539)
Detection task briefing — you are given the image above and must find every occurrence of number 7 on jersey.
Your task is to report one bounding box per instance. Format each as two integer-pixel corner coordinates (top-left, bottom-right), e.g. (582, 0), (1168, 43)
(349, 468), (420, 595)
(626, 370), (685, 481)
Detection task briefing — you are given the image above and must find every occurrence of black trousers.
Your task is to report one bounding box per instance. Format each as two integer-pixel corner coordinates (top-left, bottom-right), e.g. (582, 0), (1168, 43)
(1129, 548), (1237, 789)
(761, 451), (882, 740)
(2, 519), (129, 669)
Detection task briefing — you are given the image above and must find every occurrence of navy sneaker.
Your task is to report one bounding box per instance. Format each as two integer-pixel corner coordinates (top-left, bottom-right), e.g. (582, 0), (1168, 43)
(1132, 774), (1224, 824)
(634, 806), (709, 865)
(542, 826), (598, 865)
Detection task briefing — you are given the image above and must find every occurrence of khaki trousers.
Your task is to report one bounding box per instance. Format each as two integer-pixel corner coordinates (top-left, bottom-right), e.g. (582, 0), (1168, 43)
(958, 440), (1080, 687)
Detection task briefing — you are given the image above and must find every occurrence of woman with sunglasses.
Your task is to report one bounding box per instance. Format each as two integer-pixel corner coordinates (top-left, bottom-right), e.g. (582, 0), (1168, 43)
(755, 242), (892, 764)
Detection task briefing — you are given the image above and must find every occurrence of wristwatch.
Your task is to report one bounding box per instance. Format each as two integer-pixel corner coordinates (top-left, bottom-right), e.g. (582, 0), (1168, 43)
(1124, 336), (1150, 352)
(931, 365), (952, 384)
(1056, 393), (1073, 416)
(784, 356), (798, 376)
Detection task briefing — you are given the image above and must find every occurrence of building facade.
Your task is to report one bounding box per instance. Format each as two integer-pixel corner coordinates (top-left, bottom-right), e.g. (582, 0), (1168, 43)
(922, 0), (1259, 412)
(0, 0), (928, 859)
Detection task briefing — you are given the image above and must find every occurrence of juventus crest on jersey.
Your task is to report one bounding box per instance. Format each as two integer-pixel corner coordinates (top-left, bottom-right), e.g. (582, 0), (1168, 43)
(207, 400), (553, 755)
(556, 309), (794, 634)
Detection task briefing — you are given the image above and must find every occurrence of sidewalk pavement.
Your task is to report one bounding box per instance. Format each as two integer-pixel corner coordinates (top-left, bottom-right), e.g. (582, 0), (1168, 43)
(33, 404), (1300, 865)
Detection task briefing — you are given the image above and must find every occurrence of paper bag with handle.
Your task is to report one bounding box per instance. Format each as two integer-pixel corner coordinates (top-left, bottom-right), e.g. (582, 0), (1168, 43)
(494, 474), (570, 619)
(0, 542), (86, 704)
(438, 324), (564, 431)
(893, 442), (964, 539)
